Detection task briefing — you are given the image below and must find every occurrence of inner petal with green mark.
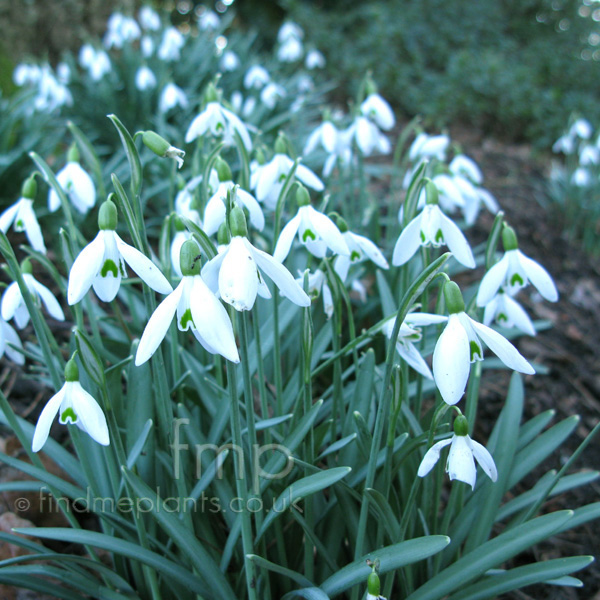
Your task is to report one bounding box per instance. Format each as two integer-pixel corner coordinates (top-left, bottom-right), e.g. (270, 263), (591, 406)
(101, 259), (119, 278)
(59, 407), (78, 424)
(302, 228), (316, 242)
(435, 229), (444, 244)
(350, 250), (361, 262)
(469, 340), (483, 362)
(510, 272), (525, 287)
(497, 312), (508, 323)
(16, 219), (24, 229)
(278, 173), (287, 183)
(179, 308), (195, 331)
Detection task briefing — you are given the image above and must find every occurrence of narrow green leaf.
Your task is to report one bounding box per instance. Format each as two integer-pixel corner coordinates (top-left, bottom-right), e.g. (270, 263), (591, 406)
(256, 467), (352, 541)
(74, 327), (106, 388)
(364, 488), (401, 542)
(108, 114), (142, 197)
(282, 588), (330, 600)
(317, 434), (357, 460)
(320, 536), (450, 596)
(484, 210), (505, 271)
(248, 554), (314, 588)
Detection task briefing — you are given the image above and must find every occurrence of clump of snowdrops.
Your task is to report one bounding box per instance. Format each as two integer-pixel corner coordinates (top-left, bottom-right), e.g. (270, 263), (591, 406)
(0, 6), (598, 600)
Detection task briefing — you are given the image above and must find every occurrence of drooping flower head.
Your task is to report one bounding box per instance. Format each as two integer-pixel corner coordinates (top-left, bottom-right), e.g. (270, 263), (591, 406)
(202, 205), (310, 311)
(48, 144), (96, 214)
(141, 130), (185, 170)
(67, 199), (173, 304)
(417, 414), (497, 489)
(32, 357), (109, 452)
(135, 239), (239, 365)
(0, 175), (46, 254)
(433, 281), (535, 405)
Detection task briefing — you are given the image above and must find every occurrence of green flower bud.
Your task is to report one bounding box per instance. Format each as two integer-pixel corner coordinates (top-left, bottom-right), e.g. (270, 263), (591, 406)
(67, 143), (80, 163)
(172, 214), (186, 232)
(64, 357), (79, 382)
(364, 74), (377, 97)
(443, 280), (465, 315)
(142, 131), (185, 168)
(217, 222), (231, 246)
(453, 414), (469, 436)
(296, 183), (310, 207)
(502, 225), (518, 251)
(367, 571), (381, 596)
(254, 147), (266, 165)
(229, 204), (248, 237)
(180, 240), (202, 276)
(205, 81), (219, 103)
(21, 175), (37, 200)
(215, 156), (232, 182)
(98, 199), (118, 231)
(425, 179), (439, 206)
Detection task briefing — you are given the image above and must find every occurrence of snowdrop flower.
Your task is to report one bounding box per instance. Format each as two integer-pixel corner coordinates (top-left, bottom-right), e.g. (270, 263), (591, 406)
(175, 174), (212, 226)
(334, 218), (389, 279)
(198, 9), (220, 31)
(297, 74), (314, 93)
(0, 176), (46, 254)
(2, 260), (64, 330)
(305, 49), (325, 69)
(273, 185), (349, 261)
(483, 289), (536, 336)
(185, 89), (253, 151)
(572, 118), (593, 140)
(418, 414), (497, 489)
(139, 6), (161, 31)
(48, 145), (96, 214)
(203, 159), (264, 236)
(476, 225), (559, 306)
(409, 132), (450, 162)
(231, 92), (256, 118)
(86, 49), (111, 81)
(261, 82), (286, 109)
(278, 22), (304, 43)
(159, 82), (188, 113)
(141, 36), (154, 57)
(571, 167), (591, 187)
(304, 120), (338, 156)
(67, 200), (172, 304)
(348, 116), (391, 156)
(579, 144), (600, 166)
(141, 131), (185, 170)
(202, 206), (310, 311)
(135, 239), (239, 365)
(360, 93), (395, 131)
(56, 62), (70, 84)
(384, 312), (447, 379)
(0, 317), (24, 365)
(449, 154), (483, 185)
(104, 13), (141, 48)
(244, 65), (270, 90)
(278, 37), (303, 62)
(220, 50), (240, 71)
(32, 358), (109, 452)
(158, 27), (185, 61)
(433, 281), (535, 405)
(13, 63), (41, 86)
(135, 65), (156, 91)
(297, 268), (333, 318)
(252, 140), (324, 210)
(392, 181), (475, 269)
(323, 128), (354, 177)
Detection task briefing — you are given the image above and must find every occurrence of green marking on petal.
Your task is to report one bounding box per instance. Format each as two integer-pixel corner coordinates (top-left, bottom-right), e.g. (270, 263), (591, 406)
(350, 250), (361, 262)
(435, 229), (444, 243)
(302, 228), (316, 242)
(497, 312), (508, 323)
(216, 121), (224, 132)
(469, 340), (483, 362)
(420, 230), (426, 243)
(179, 308), (194, 330)
(60, 407), (78, 424)
(101, 259), (119, 278)
(15, 219), (24, 229)
(278, 173), (287, 183)
(510, 273), (525, 287)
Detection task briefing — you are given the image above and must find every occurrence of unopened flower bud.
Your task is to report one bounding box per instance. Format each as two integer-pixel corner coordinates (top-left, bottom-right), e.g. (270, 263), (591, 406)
(172, 214), (186, 232)
(502, 224), (518, 251)
(254, 148), (266, 165)
(21, 175), (37, 200)
(180, 239), (202, 276)
(98, 199), (118, 231)
(443, 280), (465, 315)
(21, 258), (33, 275)
(142, 131), (185, 169)
(335, 214), (349, 233)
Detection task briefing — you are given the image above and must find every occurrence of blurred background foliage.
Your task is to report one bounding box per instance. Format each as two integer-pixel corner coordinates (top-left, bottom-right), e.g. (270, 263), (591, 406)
(2, 0), (600, 149)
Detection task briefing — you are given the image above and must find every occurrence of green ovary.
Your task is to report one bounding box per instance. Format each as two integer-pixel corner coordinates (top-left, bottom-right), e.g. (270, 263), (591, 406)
(60, 407), (78, 424)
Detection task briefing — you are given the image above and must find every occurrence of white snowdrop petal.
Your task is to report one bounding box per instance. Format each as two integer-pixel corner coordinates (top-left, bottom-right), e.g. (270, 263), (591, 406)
(273, 214), (301, 262)
(438, 209), (475, 269)
(20, 204), (46, 254)
(202, 193), (227, 236)
(471, 319), (535, 374)
(201, 251), (226, 295)
(397, 341), (434, 379)
(72, 383), (109, 446)
(32, 387), (66, 452)
(68, 233), (106, 305)
(0, 203), (19, 232)
(448, 435), (477, 489)
(1, 282), (23, 321)
(476, 256), (510, 306)
(470, 438), (498, 482)
(516, 250), (559, 302)
(32, 280), (64, 321)
(392, 214), (423, 266)
(1, 320), (24, 365)
(306, 206), (349, 255)
(504, 294), (536, 336)
(219, 238), (258, 311)
(296, 164), (325, 192)
(417, 439), (452, 477)
(432, 314), (471, 405)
